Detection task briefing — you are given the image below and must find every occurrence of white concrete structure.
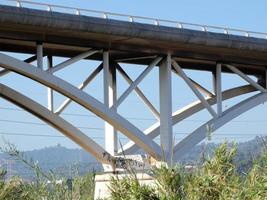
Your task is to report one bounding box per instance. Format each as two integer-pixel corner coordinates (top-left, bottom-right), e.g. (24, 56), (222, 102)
(103, 51), (118, 157)
(94, 173), (155, 200)
(1, 3), (267, 200)
(159, 53), (173, 164)
(0, 50), (266, 170)
(0, 1), (267, 173)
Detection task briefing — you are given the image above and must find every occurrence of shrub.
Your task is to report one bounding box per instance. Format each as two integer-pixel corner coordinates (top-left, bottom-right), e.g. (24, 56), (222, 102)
(239, 149), (267, 200)
(185, 142), (240, 200)
(109, 173), (159, 200)
(152, 165), (186, 200)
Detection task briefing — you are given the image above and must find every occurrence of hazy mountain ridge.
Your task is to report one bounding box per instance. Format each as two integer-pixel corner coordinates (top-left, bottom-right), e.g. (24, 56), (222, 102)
(0, 136), (266, 179)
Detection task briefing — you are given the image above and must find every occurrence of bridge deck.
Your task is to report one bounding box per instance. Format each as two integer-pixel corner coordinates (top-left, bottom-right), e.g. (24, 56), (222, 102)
(0, 5), (267, 76)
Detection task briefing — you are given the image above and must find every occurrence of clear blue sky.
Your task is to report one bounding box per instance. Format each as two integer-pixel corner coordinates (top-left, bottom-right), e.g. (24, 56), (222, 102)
(0, 0), (267, 151)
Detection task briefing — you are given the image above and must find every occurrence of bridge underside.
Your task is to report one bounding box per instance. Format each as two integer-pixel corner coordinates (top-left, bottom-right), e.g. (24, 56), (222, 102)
(0, 5), (267, 76)
(0, 5), (267, 170)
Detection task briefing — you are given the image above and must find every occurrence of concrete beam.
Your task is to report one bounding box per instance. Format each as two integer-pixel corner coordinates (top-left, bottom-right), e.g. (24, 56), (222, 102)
(0, 83), (114, 164)
(116, 63), (160, 120)
(172, 60), (217, 118)
(174, 92), (267, 160)
(159, 53), (173, 163)
(37, 42), (43, 69)
(55, 63), (103, 115)
(1, 4), (267, 69)
(173, 69), (214, 97)
(0, 55), (37, 77)
(0, 52), (162, 160)
(113, 57), (162, 109)
(216, 63), (222, 116)
(226, 64), (267, 92)
(48, 50), (99, 73)
(47, 55), (54, 112)
(119, 85), (255, 154)
(103, 51), (117, 156)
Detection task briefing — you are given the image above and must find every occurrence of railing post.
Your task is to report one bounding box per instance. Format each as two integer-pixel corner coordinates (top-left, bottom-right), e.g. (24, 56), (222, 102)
(177, 23), (183, 29)
(76, 9), (80, 15)
(224, 29), (229, 34)
(154, 20), (159, 26)
(159, 53), (173, 164)
(47, 5), (52, 12)
(16, 0), (21, 8)
(129, 16), (134, 22)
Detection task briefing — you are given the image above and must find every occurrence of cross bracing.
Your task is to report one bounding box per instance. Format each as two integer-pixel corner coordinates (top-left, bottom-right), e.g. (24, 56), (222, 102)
(0, 3), (267, 170)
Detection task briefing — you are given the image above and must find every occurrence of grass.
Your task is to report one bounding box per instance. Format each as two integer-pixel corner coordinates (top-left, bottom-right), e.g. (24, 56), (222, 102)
(108, 141), (267, 200)
(1, 140), (267, 199)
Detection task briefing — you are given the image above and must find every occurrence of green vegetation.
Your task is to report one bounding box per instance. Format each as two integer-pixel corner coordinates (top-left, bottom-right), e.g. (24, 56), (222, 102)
(109, 141), (267, 200)
(0, 171), (95, 200)
(0, 142), (96, 200)
(1, 140), (267, 199)
(0, 136), (265, 181)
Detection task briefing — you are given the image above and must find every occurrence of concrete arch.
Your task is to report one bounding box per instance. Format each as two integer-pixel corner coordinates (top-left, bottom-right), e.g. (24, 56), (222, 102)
(120, 85), (256, 154)
(173, 92), (267, 160)
(0, 53), (161, 159)
(0, 83), (113, 164)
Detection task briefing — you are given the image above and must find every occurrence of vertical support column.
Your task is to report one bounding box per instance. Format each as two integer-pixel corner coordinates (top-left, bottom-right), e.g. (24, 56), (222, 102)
(159, 53), (173, 164)
(216, 63), (222, 116)
(47, 56), (54, 112)
(212, 70), (217, 95)
(103, 51), (117, 156)
(37, 42), (43, 69)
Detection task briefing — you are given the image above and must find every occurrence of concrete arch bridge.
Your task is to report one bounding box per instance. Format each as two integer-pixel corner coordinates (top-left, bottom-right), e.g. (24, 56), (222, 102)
(0, 1), (267, 170)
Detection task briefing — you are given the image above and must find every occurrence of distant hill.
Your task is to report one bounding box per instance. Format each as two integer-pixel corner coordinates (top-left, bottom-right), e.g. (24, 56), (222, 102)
(0, 136), (266, 180)
(179, 136), (267, 173)
(0, 144), (101, 180)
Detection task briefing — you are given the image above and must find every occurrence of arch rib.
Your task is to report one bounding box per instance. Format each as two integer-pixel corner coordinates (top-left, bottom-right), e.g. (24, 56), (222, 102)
(55, 63), (103, 115)
(0, 55), (37, 77)
(119, 85), (256, 154)
(0, 53), (162, 160)
(173, 92), (267, 160)
(0, 83), (113, 164)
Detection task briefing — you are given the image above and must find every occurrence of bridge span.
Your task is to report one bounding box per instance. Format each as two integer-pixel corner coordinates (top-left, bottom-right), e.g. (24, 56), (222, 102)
(0, 1), (267, 169)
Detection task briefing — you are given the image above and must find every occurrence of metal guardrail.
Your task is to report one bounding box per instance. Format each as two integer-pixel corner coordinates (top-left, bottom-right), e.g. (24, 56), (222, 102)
(2, 0), (267, 40)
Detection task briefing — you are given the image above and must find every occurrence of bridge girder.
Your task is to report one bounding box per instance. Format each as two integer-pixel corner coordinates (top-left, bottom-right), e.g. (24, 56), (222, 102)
(0, 52), (162, 161)
(0, 45), (267, 168)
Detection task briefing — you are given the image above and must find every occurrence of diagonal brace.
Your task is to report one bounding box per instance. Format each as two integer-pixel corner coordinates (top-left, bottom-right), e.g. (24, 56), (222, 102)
(172, 59), (217, 118)
(0, 52), (162, 160)
(112, 57), (162, 109)
(226, 64), (267, 93)
(172, 68), (214, 97)
(55, 63), (103, 115)
(48, 50), (100, 73)
(115, 62), (160, 120)
(118, 85), (255, 155)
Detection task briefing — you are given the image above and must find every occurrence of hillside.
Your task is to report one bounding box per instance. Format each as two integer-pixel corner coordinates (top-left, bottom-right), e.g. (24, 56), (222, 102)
(0, 136), (266, 180)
